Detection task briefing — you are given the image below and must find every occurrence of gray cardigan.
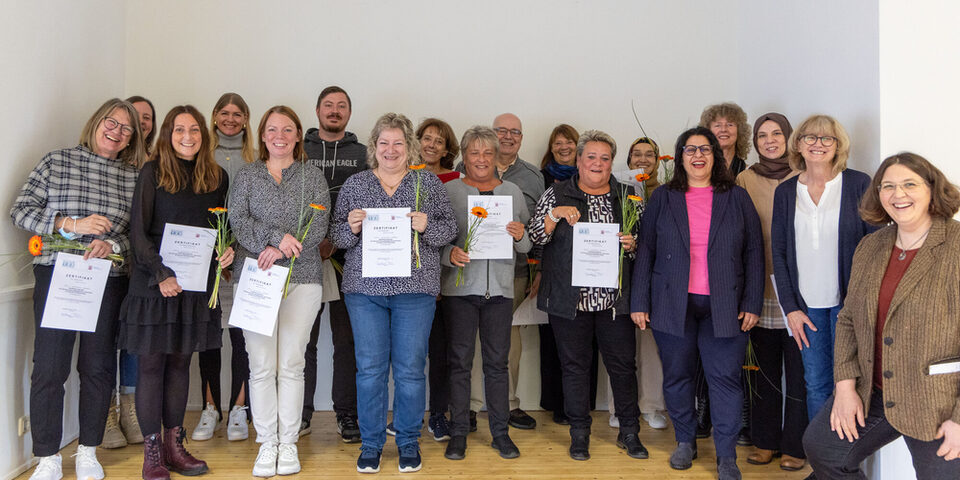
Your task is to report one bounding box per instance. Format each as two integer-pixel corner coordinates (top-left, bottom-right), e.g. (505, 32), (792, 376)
(440, 179), (532, 298)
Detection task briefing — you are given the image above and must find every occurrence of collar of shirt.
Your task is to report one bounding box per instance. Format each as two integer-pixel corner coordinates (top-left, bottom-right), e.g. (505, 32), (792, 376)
(496, 157), (518, 178)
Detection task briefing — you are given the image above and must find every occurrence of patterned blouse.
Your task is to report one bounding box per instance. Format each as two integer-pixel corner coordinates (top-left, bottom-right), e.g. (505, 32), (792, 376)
(331, 169), (457, 297)
(11, 145), (139, 276)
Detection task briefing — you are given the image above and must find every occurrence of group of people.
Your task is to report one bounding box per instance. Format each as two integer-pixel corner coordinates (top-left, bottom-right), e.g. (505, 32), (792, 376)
(11, 87), (960, 480)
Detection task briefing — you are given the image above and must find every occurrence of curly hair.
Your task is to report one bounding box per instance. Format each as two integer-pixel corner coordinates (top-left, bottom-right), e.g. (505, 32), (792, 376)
(699, 102), (751, 160)
(366, 113), (420, 169)
(576, 129), (617, 159)
(859, 152), (960, 225)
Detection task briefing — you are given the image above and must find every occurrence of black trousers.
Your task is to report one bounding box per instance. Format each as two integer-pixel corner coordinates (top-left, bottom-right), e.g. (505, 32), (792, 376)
(443, 295), (512, 437)
(303, 269), (357, 420)
(549, 309), (640, 436)
(427, 300), (450, 414)
(804, 389), (960, 479)
(749, 326), (807, 457)
(30, 265), (127, 456)
(197, 326), (250, 419)
(539, 323), (599, 413)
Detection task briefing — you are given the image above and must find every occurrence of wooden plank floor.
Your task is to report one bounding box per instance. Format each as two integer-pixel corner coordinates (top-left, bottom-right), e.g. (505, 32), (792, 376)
(21, 410), (811, 479)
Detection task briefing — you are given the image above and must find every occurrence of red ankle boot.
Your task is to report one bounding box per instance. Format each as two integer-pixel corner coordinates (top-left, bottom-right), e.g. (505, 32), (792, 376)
(163, 426), (209, 476)
(142, 433), (170, 480)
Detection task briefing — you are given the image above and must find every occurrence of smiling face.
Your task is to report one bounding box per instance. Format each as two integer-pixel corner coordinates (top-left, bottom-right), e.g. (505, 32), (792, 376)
(551, 134), (576, 166)
(576, 141), (613, 190)
(682, 134), (714, 187)
(215, 103), (247, 137)
(493, 114), (522, 160)
(171, 113), (202, 160)
(132, 101), (154, 139)
(628, 142), (657, 171)
(463, 139), (496, 183)
(879, 163), (932, 231)
(261, 112), (300, 160)
(756, 120), (786, 159)
(419, 126), (448, 166)
(316, 92), (351, 134)
(93, 108), (134, 159)
(710, 116), (737, 152)
(797, 129), (837, 168)
(375, 128), (408, 173)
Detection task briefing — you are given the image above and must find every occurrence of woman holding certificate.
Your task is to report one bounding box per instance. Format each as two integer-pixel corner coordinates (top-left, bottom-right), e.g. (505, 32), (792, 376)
(439, 126), (531, 460)
(529, 130), (647, 462)
(12, 98), (144, 480)
(229, 106), (330, 477)
(331, 113), (456, 473)
(118, 105), (231, 480)
(631, 126), (764, 480)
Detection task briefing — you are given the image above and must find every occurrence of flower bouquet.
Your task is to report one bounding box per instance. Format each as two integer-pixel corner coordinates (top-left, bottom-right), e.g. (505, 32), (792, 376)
(207, 207), (234, 308)
(283, 203), (326, 298)
(455, 206), (488, 287)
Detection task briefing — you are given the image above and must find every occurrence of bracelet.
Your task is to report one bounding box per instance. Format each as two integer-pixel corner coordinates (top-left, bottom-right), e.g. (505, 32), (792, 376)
(547, 209), (561, 223)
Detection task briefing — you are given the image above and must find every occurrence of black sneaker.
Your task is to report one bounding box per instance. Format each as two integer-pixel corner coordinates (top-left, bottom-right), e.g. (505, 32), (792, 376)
(356, 446), (381, 474)
(444, 435), (467, 460)
(569, 435), (590, 461)
(736, 428), (753, 447)
(469, 410), (478, 433)
(616, 432), (649, 459)
(386, 422), (396, 436)
(397, 443), (422, 473)
(490, 435), (520, 459)
(337, 414), (361, 443)
(428, 413), (451, 441)
(298, 419), (311, 438)
(507, 408), (536, 429)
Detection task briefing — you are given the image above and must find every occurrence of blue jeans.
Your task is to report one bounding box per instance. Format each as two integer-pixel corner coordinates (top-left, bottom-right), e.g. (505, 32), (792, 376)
(119, 350), (138, 393)
(801, 305), (841, 420)
(344, 293), (435, 450)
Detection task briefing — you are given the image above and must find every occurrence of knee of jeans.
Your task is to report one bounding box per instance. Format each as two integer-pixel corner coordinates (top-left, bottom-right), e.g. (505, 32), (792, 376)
(801, 425), (822, 461)
(248, 365), (277, 383)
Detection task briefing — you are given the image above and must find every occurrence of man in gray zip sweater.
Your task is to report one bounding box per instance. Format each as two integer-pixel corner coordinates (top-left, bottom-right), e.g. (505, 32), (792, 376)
(301, 86), (368, 443)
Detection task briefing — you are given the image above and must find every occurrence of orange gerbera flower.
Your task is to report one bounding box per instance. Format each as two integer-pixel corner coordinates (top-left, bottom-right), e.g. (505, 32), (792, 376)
(635, 173), (651, 182)
(208, 207), (228, 214)
(409, 164), (426, 170)
(470, 206), (488, 219)
(309, 203), (327, 211)
(28, 235), (43, 256)
(659, 155), (674, 161)
(627, 195), (643, 202)
(527, 258), (540, 265)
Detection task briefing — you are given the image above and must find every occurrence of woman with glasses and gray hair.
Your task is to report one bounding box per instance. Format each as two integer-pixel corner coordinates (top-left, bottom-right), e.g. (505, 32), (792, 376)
(530, 129), (647, 462)
(771, 114), (877, 424)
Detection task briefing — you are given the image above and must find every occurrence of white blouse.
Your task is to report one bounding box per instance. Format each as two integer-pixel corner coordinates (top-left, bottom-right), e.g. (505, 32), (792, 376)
(794, 174), (843, 308)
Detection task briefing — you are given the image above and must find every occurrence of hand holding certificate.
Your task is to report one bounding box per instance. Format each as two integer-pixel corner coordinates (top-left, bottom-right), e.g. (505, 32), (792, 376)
(466, 195), (513, 260)
(362, 208), (412, 278)
(571, 222), (620, 289)
(41, 252), (112, 332)
(158, 223), (217, 292)
(228, 257), (288, 336)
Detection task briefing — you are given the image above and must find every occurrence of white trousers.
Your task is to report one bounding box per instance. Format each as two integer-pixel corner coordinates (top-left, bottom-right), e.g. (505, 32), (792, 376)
(242, 283), (322, 444)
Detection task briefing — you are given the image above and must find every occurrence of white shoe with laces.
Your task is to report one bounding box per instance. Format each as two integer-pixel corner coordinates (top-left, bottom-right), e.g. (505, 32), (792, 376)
(29, 454), (62, 480)
(276, 443), (301, 475)
(642, 411), (669, 430)
(609, 414), (620, 428)
(191, 403), (220, 441)
(226, 405), (249, 441)
(252, 442), (278, 477)
(73, 445), (104, 480)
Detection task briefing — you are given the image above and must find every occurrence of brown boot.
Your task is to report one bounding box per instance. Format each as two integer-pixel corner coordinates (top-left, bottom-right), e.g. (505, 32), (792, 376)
(780, 454), (807, 471)
(163, 426), (209, 476)
(746, 447), (779, 465)
(142, 433), (170, 480)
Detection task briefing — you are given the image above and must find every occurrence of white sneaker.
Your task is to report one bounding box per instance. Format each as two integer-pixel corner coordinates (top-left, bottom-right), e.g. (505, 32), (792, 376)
(252, 442), (278, 477)
(227, 405), (249, 441)
(191, 403), (220, 441)
(276, 443), (301, 475)
(608, 414), (620, 428)
(642, 411), (669, 430)
(73, 445), (104, 480)
(29, 454), (62, 480)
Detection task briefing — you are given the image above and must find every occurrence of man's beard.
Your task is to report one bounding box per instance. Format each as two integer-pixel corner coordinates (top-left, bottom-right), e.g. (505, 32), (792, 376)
(321, 118), (346, 134)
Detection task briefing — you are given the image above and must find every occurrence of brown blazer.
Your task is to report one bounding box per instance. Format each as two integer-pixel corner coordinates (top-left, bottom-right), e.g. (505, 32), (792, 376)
(835, 217), (960, 441)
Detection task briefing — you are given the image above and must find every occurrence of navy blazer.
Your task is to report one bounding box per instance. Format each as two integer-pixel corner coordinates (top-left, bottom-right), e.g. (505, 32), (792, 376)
(631, 185), (764, 338)
(770, 169), (878, 314)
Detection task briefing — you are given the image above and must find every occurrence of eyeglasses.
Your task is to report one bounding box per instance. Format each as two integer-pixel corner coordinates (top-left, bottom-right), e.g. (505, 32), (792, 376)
(681, 145), (713, 156)
(103, 117), (135, 137)
(878, 180), (926, 195)
(494, 127), (522, 137)
(799, 134), (837, 147)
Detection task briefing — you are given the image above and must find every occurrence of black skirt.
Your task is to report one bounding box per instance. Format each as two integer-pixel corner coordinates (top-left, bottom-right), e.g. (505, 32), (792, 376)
(118, 292), (222, 355)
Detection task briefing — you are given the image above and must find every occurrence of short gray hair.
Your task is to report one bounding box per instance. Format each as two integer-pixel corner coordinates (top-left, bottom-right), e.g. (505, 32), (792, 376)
(576, 129), (617, 159)
(366, 112), (420, 169)
(459, 125), (500, 157)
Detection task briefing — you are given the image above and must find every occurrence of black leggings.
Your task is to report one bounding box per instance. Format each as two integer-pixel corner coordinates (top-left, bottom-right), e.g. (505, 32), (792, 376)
(136, 352), (192, 436)
(197, 328), (250, 419)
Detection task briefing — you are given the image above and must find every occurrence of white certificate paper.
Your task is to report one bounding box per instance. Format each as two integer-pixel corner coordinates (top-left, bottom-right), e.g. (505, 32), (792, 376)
(158, 223), (217, 292)
(41, 252), (111, 332)
(362, 208), (412, 278)
(571, 222), (620, 289)
(466, 195), (513, 260)
(228, 257), (288, 336)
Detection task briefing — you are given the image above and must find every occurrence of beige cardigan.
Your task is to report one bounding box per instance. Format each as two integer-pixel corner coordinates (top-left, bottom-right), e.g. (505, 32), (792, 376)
(834, 217), (960, 440)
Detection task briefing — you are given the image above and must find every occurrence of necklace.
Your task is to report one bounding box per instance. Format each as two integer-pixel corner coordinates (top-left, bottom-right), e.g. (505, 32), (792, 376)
(374, 169), (405, 192)
(896, 226), (930, 260)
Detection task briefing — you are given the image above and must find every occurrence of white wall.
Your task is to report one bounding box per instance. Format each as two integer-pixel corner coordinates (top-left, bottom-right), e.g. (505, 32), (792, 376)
(0, 2), (127, 477)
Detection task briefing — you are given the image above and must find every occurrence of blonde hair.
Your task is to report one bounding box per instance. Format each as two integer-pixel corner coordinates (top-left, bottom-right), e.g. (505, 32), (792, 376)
(366, 113), (420, 169)
(79, 98), (146, 167)
(787, 114), (850, 174)
(210, 92), (255, 164)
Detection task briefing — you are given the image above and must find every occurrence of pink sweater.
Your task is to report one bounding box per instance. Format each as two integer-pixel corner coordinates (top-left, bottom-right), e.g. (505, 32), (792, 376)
(685, 186), (713, 295)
